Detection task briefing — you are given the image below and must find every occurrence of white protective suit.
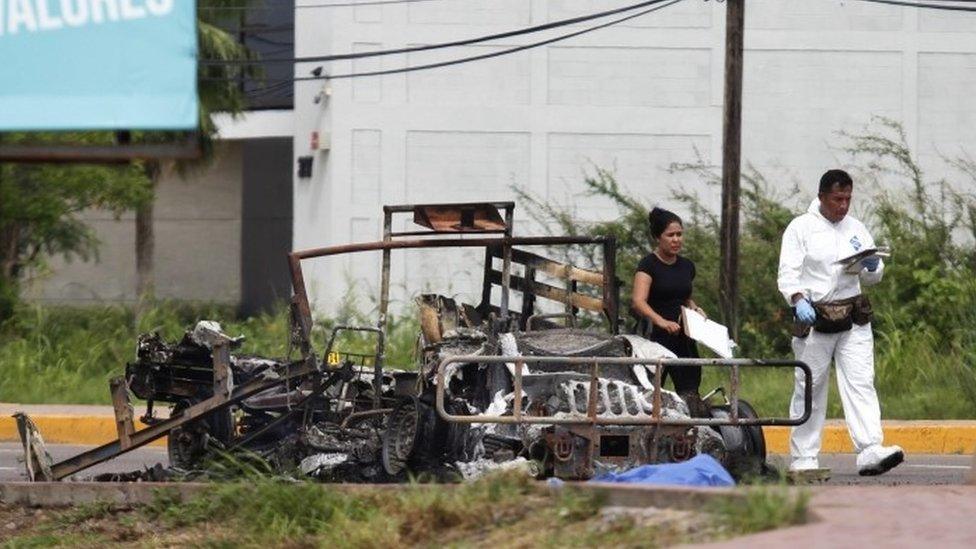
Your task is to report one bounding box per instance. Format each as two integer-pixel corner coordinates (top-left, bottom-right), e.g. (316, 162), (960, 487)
(778, 198), (895, 472)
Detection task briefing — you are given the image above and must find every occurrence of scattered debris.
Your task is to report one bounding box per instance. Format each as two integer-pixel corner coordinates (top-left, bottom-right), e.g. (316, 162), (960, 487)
(455, 457), (537, 481)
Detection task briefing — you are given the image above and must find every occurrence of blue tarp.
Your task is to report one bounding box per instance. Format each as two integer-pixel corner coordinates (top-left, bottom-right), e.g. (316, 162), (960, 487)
(592, 454), (735, 487)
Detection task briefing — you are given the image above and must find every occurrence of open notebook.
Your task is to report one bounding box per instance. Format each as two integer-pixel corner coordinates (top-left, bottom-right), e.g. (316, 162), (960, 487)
(681, 306), (735, 359)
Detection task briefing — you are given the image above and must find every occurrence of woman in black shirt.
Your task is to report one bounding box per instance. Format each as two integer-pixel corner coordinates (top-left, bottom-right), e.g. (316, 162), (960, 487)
(631, 207), (705, 396)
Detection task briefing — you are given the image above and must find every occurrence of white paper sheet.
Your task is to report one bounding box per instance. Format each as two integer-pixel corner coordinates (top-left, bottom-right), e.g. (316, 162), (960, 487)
(681, 307), (735, 359)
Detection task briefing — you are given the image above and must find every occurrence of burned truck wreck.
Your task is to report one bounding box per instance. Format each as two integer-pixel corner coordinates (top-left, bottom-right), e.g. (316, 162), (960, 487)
(17, 202), (811, 482)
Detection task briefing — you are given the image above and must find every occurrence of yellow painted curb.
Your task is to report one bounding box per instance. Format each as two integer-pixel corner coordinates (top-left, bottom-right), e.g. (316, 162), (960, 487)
(764, 421), (976, 454)
(0, 416), (166, 447)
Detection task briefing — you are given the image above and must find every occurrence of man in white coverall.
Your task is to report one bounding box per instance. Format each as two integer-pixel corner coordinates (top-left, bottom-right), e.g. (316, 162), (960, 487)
(778, 169), (904, 476)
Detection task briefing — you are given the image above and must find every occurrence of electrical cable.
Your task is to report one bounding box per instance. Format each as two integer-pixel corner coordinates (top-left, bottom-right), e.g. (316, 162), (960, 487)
(202, 0), (679, 65)
(217, 0), (684, 89)
(313, 0), (685, 80)
(855, 0), (976, 11)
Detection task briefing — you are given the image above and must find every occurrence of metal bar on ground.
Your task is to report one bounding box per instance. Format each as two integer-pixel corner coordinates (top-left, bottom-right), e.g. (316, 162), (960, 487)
(46, 355), (318, 480)
(109, 378), (134, 450)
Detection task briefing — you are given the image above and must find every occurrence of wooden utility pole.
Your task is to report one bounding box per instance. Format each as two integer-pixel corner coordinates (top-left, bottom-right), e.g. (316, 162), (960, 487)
(720, 0), (745, 338)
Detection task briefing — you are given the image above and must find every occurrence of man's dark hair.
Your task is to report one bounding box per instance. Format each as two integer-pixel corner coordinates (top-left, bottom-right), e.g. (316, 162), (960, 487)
(819, 169), (853, 194)
(648, 207), (682, 239)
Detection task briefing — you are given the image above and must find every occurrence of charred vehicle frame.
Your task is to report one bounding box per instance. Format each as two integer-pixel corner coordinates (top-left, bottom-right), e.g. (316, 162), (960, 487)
(17, 201), (811, 482)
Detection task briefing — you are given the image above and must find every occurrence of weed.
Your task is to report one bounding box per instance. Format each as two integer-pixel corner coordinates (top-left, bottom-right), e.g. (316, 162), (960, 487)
(2, 532), (109, 549)
(708, 487), (809, 536)
(54, 500), (118, 526)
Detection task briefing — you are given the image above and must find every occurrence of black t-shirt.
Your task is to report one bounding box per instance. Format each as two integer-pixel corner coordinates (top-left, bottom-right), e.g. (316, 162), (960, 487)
(637, 253), (696, 323)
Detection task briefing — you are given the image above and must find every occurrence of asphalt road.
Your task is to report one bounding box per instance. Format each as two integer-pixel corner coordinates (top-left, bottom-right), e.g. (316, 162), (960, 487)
(768, 452), (974, 486)
(0, 443), (168, 482)
(0, 443), (971, 484)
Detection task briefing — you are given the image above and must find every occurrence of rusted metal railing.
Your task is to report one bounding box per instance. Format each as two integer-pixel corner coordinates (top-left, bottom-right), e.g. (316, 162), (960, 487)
(434, 355), (812, 427)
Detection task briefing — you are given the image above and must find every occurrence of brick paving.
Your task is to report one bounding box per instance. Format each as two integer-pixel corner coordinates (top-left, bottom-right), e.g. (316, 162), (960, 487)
(691, 485), (976, 548)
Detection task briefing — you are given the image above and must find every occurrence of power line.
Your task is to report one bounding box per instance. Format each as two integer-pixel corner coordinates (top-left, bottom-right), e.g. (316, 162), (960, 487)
(202, 0), (680, 65)
(856, 0), (976, 11)
(295, 0), (683, 82)
(321, 0), (685, 80)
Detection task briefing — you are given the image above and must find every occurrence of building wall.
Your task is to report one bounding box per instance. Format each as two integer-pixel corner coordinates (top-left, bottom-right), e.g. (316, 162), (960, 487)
(26, 142), (244, 305)
(293, 0), (976, 312)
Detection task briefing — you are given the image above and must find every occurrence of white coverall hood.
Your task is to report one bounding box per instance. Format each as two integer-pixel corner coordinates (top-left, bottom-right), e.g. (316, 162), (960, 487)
(777, 198), (884, 304)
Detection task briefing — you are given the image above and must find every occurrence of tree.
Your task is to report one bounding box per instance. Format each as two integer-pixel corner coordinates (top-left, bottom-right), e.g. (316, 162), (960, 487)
(0, 132), (151, 320)
(134, 0), (257, 308)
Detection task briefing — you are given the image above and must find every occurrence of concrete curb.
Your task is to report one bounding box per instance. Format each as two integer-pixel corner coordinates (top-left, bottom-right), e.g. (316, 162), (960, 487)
(0, 415), (166, 447)
(0, 480), (747, 509)
(2, 411), (974, 454)
(0, 482), (206, 507)
(566, 482), (745, 510)
(763, 420), (976, 454)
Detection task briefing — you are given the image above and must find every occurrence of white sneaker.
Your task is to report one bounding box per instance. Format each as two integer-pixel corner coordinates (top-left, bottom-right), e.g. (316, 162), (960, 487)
(789, 457), (820, 472)
(857, 445), (905, 476)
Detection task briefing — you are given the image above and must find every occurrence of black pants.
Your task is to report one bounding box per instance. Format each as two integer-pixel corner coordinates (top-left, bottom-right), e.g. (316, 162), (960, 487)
(663, 363), (702, 394)
(651, 331), (702, 394)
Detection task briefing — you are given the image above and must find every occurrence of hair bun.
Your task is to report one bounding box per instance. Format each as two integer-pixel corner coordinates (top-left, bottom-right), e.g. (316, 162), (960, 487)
(648, 207), (682, 239)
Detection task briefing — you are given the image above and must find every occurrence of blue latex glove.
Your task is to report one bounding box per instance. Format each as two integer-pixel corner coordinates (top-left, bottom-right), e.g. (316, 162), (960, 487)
(794, 299), (816, 325)
(862, 256), (881, 272)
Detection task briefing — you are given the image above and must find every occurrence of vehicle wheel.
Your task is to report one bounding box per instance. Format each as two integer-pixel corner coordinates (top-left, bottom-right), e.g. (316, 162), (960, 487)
(710, 398), (766, 479)
(167, 401), (234, 469)
(382, 397), (421, 476)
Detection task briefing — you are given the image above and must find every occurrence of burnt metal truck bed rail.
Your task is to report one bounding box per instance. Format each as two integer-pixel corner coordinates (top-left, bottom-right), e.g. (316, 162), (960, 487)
(287, 234), (620, 366)
(434, 355), (812, 427)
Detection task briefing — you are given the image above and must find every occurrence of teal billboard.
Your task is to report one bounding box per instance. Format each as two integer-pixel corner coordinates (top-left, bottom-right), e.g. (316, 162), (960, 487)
(0, 0), (198, 130)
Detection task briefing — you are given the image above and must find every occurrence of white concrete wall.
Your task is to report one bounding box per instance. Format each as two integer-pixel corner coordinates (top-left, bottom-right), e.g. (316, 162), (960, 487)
(293, 0), (976, 313)
(26, 142), (244, 304)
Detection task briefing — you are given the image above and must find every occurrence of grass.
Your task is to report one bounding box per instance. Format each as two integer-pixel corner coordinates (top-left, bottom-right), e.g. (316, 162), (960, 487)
(1, 301), (974, 419)
(699, 323), (976, 420)
(0, 301), (418, 405)
(709, 486), (809, 537)
(0, 471), (810, 548)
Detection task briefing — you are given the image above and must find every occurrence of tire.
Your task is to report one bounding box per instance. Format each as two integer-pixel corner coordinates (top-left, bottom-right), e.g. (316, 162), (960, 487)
(710, 398), (766, 479)
(382, 397), (421, 476)
(167, 401), (234, 469)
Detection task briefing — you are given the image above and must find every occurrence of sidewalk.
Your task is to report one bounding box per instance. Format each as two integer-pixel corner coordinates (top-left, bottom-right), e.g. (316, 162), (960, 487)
(691, 485), (976, 547)
(2, 403), (975, 453)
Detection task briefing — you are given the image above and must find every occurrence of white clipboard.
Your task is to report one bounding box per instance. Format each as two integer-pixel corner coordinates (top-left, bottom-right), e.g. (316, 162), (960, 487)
(681, 306), (735, 359)
(836, 246), (891, 275)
